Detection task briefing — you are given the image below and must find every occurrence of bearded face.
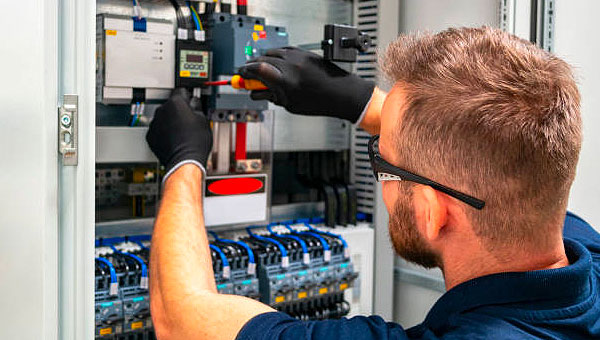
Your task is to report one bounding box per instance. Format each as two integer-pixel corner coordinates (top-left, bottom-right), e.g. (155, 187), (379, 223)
(388, 184), (442, 269)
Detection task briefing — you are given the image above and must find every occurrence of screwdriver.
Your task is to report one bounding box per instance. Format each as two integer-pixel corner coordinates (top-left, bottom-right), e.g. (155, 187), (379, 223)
(203, 75), (268, 91)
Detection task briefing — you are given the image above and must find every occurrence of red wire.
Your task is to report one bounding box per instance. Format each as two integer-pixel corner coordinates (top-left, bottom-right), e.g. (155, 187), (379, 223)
(203, 80), (231, 86)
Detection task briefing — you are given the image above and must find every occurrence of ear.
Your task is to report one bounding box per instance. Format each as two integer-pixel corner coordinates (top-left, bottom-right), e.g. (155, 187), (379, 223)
(414, 185), (448, 241)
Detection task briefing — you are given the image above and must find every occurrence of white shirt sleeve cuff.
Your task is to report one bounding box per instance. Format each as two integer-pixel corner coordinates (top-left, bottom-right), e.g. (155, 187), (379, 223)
(162, 160), (207, 186)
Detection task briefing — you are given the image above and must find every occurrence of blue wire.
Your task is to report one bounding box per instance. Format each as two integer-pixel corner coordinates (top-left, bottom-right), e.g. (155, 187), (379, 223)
(130, 102), (140, 127)
(187, 2), (201, 30)
(96, 257), (117, 285)
(303, 222), (348, 249)
(209, 244), (230, 268)
(110, 245), (148, 281)
(267, 223), (309, 257)
(246, 227), (288, 258)
(283, 224), (330, 252)
(209, 231), (255, 264)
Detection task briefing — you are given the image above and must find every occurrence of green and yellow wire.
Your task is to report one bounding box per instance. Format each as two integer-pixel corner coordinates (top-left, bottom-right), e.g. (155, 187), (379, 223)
(189, 3), (203, 31)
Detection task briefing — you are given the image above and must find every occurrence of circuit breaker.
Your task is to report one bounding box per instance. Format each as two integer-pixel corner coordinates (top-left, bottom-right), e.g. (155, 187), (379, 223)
(202, 12), (288, 115)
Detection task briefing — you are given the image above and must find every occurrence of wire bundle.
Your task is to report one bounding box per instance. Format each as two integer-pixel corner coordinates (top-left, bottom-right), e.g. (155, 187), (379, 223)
(209, 232), (256, 275)
(132, 0), (142, 19)
(302, 221), (350, 259)
(268, 223), (311, 265)
(170, 0), (195, 30)
(187, 1), (204, 30)
(247, 226), (290, 268)
(210, 244), (231, 279)
(110, 245), (149, 289)
(96, 257), (119, 296)
(285, 224), (331, 262)
(130, 102), (144, 127)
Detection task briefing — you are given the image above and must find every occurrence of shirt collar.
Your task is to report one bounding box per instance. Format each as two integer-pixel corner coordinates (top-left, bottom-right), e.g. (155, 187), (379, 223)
(421, 238), (592, 331)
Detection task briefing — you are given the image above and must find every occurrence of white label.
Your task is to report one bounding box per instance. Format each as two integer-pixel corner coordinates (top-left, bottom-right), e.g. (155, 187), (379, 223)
(247, 262), (256, 275)
(324, 250), (331, 262)
(303, 253), (311, 265)
(140, 276), (149, 289)
(282, 256), (290, 268)
(223, 266), (231, 279)
(178, 28), (188, 40)
(110, 282), (119, 296)
(344, 248), (350, 259)
(194, 30), (206, 42)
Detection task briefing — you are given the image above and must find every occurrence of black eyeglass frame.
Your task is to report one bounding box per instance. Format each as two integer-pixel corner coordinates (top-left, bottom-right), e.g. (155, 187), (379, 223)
(368, 135), (485, 210)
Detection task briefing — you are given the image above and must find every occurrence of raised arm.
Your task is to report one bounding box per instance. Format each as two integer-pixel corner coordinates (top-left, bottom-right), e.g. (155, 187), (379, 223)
(359, 86), (387, 135)
(238, 47), (387, 135)
(146, 90), (274, 340)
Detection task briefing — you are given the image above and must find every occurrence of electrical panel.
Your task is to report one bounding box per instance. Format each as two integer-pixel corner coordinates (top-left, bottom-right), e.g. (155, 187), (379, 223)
(94, 1), (372, 339)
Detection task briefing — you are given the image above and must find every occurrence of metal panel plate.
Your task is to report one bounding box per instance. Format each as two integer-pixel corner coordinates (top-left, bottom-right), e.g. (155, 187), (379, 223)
(96, 127), (157, 163)
(273, 107), (351, 151)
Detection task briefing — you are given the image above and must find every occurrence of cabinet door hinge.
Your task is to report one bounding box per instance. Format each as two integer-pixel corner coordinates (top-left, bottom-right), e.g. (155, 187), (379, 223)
(58, 94), (78, 166)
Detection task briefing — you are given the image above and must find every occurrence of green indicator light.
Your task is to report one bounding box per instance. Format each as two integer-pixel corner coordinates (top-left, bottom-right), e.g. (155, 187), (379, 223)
(242, 280), (252, 285)
(133, 297), (144, 302)
(245, 46), (253, 56)
(217, 284), (227, 289)
(101, 302), (114, 307)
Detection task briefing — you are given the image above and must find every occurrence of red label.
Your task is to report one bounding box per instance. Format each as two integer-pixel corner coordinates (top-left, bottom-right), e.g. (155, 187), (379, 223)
(207, 177), (264, 196)
(259, 31), (267, 39)
(200, 72), (207, 77)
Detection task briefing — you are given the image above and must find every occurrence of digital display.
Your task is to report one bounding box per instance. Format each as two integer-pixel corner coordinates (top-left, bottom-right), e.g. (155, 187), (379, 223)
(186, 54), (204, 63)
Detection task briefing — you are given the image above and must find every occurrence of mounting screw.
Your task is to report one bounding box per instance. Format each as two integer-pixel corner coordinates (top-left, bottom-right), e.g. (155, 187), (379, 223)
(61, 114), (71, 127)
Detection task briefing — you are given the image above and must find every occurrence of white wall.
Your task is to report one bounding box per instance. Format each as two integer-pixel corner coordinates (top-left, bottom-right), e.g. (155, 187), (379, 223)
(394, 0), (501, 328)
(0, 1), (58, 339)
(399, 0), (500, 33)
(553, 0), (600, 230)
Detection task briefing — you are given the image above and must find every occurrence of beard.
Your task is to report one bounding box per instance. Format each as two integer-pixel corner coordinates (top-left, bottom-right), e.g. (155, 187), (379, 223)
(389, 185), (442, 269)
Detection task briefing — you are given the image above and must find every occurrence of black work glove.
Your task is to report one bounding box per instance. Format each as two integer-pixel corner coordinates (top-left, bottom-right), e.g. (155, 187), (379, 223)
(238, 47), (375, 123)
(146, 88), (213, 182)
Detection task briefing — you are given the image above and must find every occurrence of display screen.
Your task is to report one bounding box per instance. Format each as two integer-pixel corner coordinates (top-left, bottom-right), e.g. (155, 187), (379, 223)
(186, 54), (204, 63)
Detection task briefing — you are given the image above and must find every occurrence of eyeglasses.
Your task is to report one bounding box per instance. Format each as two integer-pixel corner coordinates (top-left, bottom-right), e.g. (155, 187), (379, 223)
(368, 135), (485, 210)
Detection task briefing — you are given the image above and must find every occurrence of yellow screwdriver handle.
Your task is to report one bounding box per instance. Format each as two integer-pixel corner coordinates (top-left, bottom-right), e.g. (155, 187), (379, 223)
(231, 75), (268, 90)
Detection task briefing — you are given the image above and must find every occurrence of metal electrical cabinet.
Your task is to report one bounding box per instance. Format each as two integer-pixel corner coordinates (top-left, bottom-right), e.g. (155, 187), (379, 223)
(0, 0), (403, 339)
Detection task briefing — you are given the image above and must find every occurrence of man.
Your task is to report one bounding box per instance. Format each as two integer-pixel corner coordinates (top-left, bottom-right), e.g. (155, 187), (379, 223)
(145, 27), (600, 339)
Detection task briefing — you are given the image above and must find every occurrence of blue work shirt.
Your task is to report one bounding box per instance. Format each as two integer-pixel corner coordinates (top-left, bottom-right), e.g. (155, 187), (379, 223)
(237, 212), (600, 339)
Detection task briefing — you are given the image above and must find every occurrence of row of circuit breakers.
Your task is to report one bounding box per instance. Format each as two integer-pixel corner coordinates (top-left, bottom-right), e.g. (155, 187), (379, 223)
(95, 220), (358, 339)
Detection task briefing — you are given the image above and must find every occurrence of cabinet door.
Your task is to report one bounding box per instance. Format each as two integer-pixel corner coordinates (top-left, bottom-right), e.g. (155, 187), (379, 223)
(0, 0), (60, 339)
(57, 0), (97, 339)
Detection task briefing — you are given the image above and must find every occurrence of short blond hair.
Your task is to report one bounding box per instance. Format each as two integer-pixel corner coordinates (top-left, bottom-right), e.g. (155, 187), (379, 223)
(380, 27), (582, 251)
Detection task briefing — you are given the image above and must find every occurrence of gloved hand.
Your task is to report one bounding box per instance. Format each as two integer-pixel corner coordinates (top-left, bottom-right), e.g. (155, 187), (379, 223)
(238, 47), (375, 123)
(146, 88), (213, 182)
